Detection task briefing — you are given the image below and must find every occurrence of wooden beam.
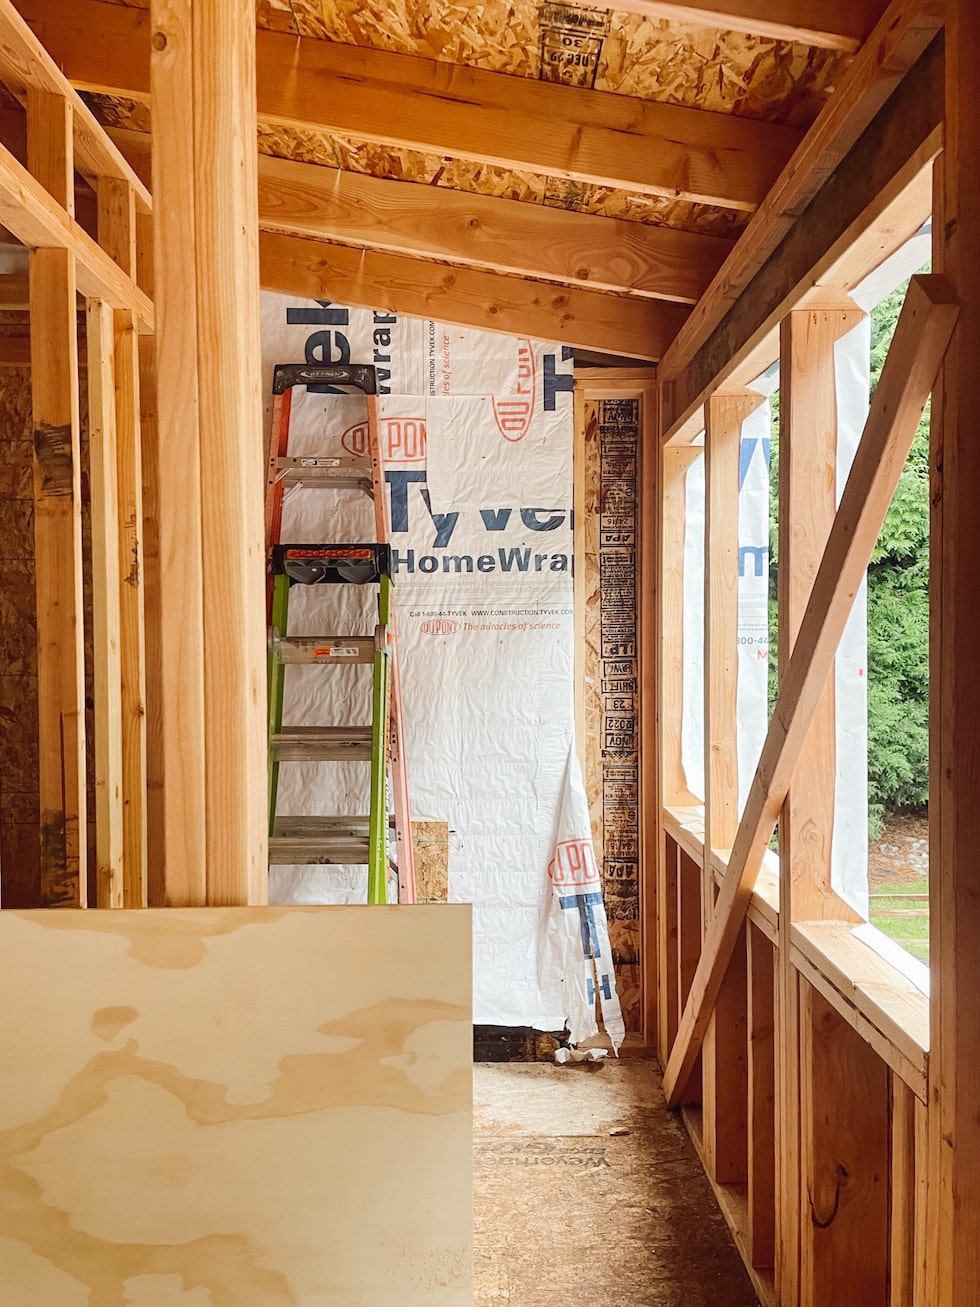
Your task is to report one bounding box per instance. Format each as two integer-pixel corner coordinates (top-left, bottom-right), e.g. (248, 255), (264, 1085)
(929, 5), (980, 1301)
(0, 138), (153, 325)
(257, 155), (730, 306)
(106, 126), (732, 304)
(258, 230), (688, 362)
(659, 1), (943, 439)
(86, 296), (125, 910)
(20, 0), (804, 212)
(150, 0), (205, 906)
(662, 275), (957, 1107)
(151, 0), (267, 907)
(601, 1), (884, 52)
(0, 0), (150, 210)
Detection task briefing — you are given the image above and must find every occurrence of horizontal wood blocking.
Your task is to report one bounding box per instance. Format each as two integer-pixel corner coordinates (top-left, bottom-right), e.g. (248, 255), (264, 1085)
(21, 0), (804, 211)
(0, 139), (152, 325)
(605, 0), (886, 51)
(258, 230), (690, 361)
(659, 7), (943, 439)
(0, 0), (150, 209)
(662, 275), (956, 1106)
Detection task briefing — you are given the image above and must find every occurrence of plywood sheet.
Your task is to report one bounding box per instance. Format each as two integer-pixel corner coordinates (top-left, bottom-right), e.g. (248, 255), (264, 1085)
(0, 905), (472, 1305)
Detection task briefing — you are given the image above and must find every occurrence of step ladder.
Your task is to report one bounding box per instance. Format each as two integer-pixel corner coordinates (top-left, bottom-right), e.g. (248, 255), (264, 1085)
(265, 363), (416, 905)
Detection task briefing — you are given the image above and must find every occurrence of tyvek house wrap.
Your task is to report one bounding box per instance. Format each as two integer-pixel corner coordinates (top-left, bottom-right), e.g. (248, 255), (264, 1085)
(261, 292), (623, 1040)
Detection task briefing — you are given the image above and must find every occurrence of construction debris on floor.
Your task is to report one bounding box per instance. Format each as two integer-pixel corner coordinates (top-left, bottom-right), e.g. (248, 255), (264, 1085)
(474, 1061), (759, 1307)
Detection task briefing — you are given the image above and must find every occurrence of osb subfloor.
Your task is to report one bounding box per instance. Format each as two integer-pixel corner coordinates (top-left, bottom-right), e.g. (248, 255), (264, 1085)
(474, 1061), (759, 1306)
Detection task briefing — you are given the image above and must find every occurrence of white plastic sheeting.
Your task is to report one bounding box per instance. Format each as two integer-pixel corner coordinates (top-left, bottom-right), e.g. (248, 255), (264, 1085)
(261, 293), (617, 1031)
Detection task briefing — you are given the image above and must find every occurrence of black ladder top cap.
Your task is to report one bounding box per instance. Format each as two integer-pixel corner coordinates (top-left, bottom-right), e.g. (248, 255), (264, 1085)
(272, 363), (378, 395)
(271, 543), (392, 584)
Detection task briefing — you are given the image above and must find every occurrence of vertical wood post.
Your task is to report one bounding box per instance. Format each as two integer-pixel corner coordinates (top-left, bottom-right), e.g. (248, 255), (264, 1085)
(27, 90), (87, 907)
(86, 297), (124, 909)
(776, 303), (862, 1305)
(150, 0), (267, 906)
(98, 178), (148, 908)
(659, 443), (701, 1063)
(701, 389), (758, 1181)
(930, 6), (980, 1300)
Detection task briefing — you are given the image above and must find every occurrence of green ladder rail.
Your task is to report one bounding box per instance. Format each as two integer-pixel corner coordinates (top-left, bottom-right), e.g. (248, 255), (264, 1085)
(267, 543), (393, 905)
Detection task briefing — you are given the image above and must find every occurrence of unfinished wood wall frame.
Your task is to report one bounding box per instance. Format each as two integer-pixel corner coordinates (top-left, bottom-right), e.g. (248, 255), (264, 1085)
(648, 10), (970, 1305)
(0, 0), (153, 912)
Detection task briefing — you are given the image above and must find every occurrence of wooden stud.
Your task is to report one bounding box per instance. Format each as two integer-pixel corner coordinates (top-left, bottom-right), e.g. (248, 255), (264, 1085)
(700, 390), (758, 1166)
(97, 176), (137, 276)
(149, 0), (206, 906)
(779, 304), (864, 921)
(890, 1075), (916, 1307)
(27, 84), (87, 909)
(637, 381), (660, 1050)
(660, 834), (681, 1059)
(86, 297), (124, 910)
(661, 445), (702, 809)
(774, 302), (862, 1298)
(799, 979), (890, 1305)
(747, 923), (776, 1270)
(26, 89), (73, 215)
(677, 847), (703, 1105)
(663, 275), (957, 1107)
(703, 922), (748, 1185)
(930, 8), (980, 1301)
(114, 304), (147, 908)
(191, 0), (267, 906)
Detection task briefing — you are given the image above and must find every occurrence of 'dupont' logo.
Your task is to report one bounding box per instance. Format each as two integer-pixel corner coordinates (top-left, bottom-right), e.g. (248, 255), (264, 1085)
(342, 416), (426, 461)
(492, 339), (535, 442)
(420, 619), (459, 636)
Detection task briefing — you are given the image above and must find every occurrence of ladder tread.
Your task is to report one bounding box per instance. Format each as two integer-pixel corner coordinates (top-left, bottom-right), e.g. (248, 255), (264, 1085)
(272, 634), (376, 665)
(271, 726), (372, 762)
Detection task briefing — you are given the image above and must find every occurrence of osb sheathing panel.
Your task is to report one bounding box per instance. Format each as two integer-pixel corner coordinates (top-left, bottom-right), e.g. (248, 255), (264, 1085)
(0, 348), (97, 910)
(0, 364), (39, 909)
(77, 0), (850, 241)
(0, 905), (473, 1305)
(413, 820), (450, 904)
(255, 0), (847, 127)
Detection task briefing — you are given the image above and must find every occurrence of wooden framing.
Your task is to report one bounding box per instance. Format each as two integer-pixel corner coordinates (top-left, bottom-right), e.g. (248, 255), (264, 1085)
(149, 0), (266, 908)
(257, 230), (689, 362)
(663, 274), (956, 1105)
(22, 0), (803, 213)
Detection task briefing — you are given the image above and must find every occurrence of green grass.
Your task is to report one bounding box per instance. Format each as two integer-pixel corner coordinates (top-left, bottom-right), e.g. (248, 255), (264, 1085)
(868, 877), (930, 963)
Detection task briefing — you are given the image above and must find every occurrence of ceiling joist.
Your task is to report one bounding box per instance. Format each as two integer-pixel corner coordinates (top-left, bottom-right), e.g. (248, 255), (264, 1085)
(108, 127), (731, 306)
(17, 0), (803, 212)
(258, 230), (689, 361)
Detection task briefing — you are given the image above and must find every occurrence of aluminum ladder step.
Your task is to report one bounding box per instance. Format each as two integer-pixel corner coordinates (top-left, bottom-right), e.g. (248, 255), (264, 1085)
(274, 455), (373, 495)
(269, 816), (394, 866)
(271, 633), (376, 665)
(270, 726), (372, 762)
